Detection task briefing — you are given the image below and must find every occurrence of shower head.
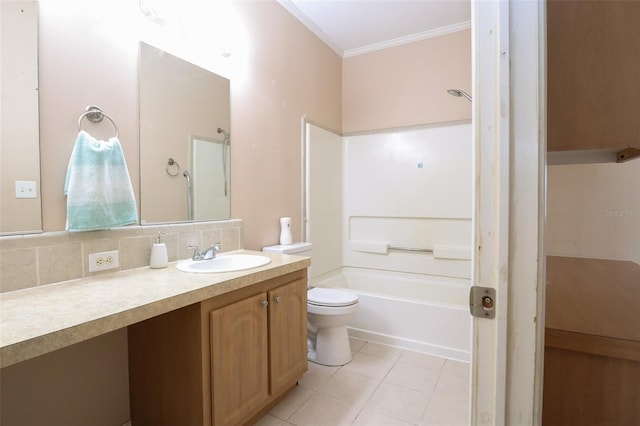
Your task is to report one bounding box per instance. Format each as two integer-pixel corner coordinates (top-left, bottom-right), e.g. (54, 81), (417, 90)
(447, 89), (472, 102)
(217, 127), (230, 140)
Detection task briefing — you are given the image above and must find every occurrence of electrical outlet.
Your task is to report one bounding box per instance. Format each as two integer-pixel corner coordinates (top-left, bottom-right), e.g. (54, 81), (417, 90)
(88, 250), (120, 273)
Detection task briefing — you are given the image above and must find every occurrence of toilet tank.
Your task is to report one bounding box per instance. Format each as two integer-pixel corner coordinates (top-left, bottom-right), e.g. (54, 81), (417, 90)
(263, 242), (313, 285)
(262, 242), (312, 257)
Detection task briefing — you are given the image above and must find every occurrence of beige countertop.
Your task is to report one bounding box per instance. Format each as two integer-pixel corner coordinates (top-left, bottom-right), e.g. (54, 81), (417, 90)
(0, 250), (310, 369)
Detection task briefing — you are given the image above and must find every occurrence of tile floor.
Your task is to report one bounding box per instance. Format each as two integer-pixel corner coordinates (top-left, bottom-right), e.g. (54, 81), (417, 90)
(256, 338), (470, 426)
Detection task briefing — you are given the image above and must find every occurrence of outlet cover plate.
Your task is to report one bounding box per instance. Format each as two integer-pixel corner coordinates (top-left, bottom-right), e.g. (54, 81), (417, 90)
(88, 250), (120, 273)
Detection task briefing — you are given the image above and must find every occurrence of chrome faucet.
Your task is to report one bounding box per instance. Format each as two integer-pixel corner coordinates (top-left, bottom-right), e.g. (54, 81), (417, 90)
(187, 243), (221, 261)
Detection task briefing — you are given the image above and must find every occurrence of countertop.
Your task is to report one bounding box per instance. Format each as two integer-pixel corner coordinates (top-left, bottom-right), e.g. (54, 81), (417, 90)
(0, 250), (310, 369)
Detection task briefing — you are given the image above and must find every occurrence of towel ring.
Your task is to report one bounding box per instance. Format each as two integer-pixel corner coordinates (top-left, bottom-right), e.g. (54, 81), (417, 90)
(166, 158), (181, 176)
(77, 105), (119, 138)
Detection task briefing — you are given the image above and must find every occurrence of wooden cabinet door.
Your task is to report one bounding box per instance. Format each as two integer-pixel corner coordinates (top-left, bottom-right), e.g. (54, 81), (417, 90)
(268, 278), (308, 396)
(210, 292), (269, 426)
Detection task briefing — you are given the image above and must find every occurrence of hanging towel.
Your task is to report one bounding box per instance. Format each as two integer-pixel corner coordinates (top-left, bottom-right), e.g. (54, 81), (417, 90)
(64, 131), (138, 231)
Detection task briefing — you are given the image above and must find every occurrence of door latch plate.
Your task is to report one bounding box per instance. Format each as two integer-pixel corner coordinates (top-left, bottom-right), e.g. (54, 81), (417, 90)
(469, 286), (496, 319)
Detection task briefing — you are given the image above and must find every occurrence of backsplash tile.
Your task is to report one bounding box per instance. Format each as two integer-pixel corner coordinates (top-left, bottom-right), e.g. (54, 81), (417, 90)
(177, 231), (201, 260)
(0, 220), (243, 293)
(120, 236), (154, 271)
(38, 242), (83, 285)
(0, 248), (38, 292)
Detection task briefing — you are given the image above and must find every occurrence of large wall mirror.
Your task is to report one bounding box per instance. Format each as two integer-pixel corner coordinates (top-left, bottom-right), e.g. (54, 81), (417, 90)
(139, 42), (231, 224)
(0, 1), (41, 235)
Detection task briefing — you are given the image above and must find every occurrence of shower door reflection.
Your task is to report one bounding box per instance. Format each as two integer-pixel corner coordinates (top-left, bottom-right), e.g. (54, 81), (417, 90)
(190, 135), (230, 221)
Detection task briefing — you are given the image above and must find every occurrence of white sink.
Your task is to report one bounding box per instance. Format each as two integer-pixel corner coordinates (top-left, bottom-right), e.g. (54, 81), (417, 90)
(176, 254), (271, 273)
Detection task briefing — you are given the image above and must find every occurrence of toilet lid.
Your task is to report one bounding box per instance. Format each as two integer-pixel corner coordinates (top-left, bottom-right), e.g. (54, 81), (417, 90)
(308, 287), (358, 307)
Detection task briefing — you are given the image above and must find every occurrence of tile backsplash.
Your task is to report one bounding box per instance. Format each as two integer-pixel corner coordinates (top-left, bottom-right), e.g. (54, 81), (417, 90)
(0, 220), (243, 293)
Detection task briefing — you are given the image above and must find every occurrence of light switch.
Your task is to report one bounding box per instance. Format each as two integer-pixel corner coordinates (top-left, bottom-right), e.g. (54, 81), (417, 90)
(15, 181), (37, 199)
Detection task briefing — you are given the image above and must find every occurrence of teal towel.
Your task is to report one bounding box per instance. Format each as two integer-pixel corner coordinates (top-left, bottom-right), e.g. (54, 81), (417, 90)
(64, 131), (138, 231)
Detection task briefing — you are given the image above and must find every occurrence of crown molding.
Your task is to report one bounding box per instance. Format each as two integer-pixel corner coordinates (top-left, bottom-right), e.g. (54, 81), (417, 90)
(277, 1), (470, 59)
(277, 0), (344, 57)
(344, 21), (471, 58)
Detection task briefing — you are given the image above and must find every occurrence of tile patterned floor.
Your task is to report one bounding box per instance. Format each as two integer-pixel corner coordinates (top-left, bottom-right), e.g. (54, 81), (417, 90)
(256, 338), (470, 426)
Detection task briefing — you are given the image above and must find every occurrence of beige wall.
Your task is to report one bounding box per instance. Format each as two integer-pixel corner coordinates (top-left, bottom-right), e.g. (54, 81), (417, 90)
(37, 0), (341, 251)
(342, 29), (471, 133)
(231, 1), (342, 249)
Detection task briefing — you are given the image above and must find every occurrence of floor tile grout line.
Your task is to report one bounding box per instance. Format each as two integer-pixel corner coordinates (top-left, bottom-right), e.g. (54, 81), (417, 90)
(299, 340), (385, 426)
(270, 383), (316, 424)
(264, 339), (468, 426)
(348, 346), (398, 425)
(349, 345), (432, 426)
(421, 358), (448, 419)
(354, 341), (427, 425)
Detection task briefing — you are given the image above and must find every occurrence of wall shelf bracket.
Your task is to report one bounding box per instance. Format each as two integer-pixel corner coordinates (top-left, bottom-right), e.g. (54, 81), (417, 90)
(616, 147), (640, 163)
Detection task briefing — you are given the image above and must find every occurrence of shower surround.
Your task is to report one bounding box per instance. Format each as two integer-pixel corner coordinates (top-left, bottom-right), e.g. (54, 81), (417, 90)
(305, 121), (472, 359)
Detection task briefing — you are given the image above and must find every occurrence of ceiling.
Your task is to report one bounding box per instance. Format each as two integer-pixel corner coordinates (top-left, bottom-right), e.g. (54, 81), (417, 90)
(278, 0), (471, 58)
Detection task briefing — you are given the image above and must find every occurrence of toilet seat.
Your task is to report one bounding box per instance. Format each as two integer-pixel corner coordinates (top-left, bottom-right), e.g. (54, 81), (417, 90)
(308, 288), (358, 307)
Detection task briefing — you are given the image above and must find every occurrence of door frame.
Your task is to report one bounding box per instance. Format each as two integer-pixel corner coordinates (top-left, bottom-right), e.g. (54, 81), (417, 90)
(470, 1), (546, 424)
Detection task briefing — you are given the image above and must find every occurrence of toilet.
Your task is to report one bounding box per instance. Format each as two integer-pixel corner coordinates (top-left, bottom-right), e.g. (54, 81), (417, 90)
(307, 287), (359, 366)
(262, 242), (359, 366)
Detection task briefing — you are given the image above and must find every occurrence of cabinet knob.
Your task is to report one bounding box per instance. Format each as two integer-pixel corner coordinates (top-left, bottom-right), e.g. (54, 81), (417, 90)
(274, 296), (282, 304)
(261, 300), (269, 308)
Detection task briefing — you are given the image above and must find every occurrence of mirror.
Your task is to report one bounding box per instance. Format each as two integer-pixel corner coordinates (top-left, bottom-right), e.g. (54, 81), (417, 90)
(0, 1), (42, 235)
(139, 42), (231, 224)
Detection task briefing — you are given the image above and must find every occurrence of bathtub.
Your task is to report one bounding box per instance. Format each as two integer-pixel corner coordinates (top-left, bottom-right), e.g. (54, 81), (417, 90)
(313, 267), (471, 362)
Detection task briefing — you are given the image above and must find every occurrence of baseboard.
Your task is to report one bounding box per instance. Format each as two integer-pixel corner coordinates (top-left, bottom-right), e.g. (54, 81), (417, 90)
(348, 327), (470, 362)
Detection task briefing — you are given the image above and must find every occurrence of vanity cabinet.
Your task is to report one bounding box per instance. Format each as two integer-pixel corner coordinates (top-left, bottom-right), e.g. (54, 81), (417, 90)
(547, 0), (640, 155)
(210, 278), (307, 425)
(128, 270), (308, 426)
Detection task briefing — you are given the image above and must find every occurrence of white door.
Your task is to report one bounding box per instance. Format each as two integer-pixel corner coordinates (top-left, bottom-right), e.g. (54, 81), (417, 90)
(470, 1), (546, 424)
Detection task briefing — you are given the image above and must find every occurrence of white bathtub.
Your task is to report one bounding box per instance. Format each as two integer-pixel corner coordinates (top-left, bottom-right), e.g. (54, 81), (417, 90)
(313, 267), (471, 362)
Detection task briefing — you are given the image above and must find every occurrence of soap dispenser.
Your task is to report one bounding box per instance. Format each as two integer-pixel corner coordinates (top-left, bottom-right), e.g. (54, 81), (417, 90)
(150, 231), (168, 269)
